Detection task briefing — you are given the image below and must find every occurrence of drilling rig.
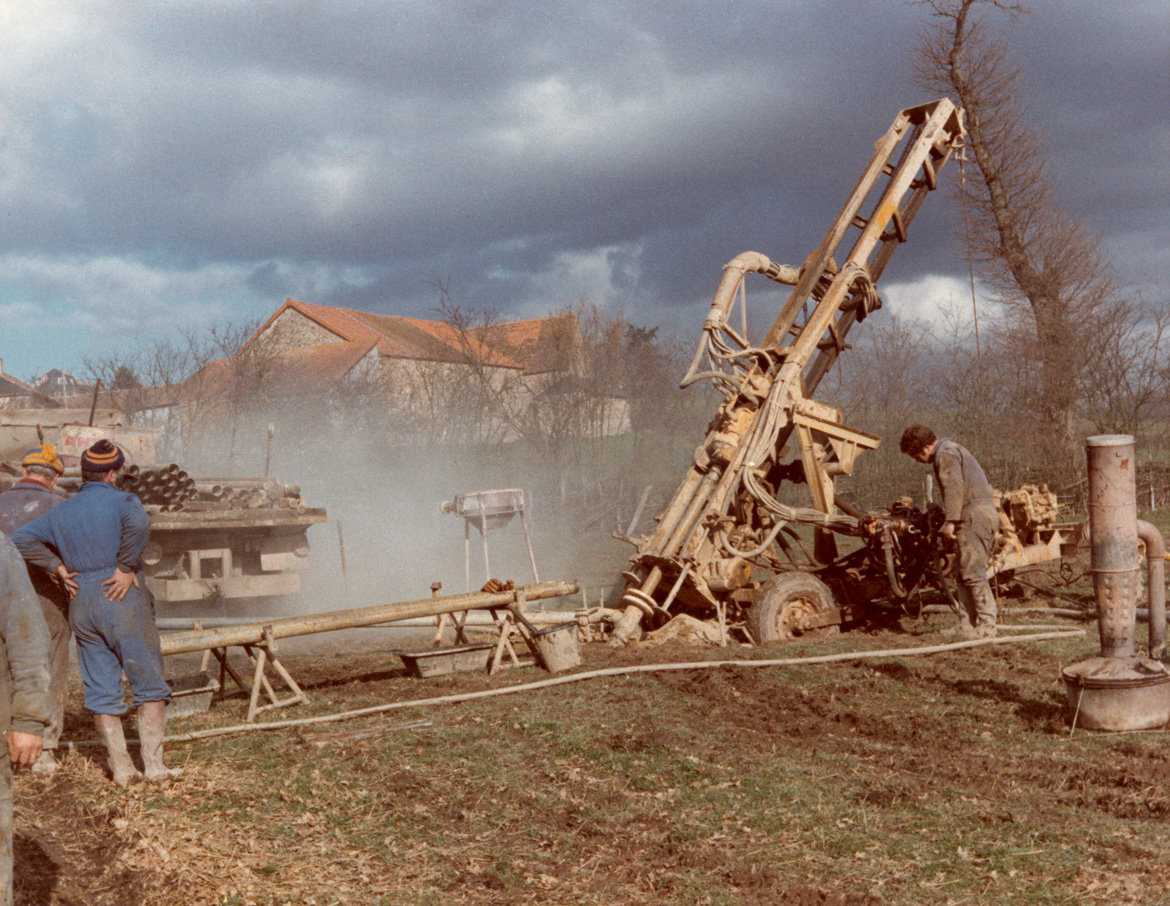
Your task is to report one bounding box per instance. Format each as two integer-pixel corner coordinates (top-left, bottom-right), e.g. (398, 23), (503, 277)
(613, 99), (972, 645)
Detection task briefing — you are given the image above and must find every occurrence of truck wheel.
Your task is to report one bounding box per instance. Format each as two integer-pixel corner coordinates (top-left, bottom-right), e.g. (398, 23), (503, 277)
(748, 572), (840, 643)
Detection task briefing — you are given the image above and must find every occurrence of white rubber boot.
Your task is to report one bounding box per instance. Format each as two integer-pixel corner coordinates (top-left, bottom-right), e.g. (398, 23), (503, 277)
(137, 701), (181, 782)
(93, 714), (142, 788)
(31, 750), (58, 775)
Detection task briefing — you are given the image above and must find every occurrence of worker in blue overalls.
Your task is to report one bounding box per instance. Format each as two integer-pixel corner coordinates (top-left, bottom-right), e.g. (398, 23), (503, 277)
(12, 440), (178, 787)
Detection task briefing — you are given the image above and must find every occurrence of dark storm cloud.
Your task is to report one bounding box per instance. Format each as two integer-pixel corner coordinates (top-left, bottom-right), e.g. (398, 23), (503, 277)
(0, 0), (1163, 377)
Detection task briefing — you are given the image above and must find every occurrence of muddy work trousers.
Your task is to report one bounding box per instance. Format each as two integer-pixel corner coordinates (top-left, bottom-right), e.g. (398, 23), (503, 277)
(955, 503), (999, 630)
(37, 593), (70, 751)
(1, 775), (11, 906)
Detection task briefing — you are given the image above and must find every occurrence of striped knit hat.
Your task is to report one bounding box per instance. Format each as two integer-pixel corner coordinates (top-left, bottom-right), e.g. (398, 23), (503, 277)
(22, 443), (64, 475)
(81, 439), (125, 472)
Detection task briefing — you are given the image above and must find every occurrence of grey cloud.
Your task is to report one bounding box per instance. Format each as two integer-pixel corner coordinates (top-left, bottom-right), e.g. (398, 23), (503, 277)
(0, 0), (1163, 379)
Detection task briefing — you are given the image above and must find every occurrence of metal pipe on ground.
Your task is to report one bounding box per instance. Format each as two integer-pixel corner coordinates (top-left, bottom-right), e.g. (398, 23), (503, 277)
(158, 579), (580, 656)
(157, 608), (613, 631)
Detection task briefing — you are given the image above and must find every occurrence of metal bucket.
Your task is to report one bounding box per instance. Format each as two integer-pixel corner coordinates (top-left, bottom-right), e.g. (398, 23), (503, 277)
(532, 622), (581, 672)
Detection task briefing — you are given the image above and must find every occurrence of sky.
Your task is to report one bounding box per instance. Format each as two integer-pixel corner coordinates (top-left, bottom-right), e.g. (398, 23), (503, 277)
(0, 0), (1166, 382)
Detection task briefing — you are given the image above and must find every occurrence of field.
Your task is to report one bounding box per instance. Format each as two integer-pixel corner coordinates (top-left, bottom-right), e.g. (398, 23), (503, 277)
(14, 588), (1170, 906)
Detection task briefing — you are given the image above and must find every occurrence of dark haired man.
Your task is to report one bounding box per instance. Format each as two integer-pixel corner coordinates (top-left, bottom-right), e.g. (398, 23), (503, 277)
(899, 424), (999, 639)
(0, 444), (70, 775)
(12, 440), (177, 786)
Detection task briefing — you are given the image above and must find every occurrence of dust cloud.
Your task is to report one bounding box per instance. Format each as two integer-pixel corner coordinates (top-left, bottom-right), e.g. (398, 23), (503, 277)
(175, 414), (663, 626)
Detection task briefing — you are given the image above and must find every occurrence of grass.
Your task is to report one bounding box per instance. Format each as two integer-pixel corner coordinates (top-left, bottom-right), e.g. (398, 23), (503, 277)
(16, 608), (1170, 906)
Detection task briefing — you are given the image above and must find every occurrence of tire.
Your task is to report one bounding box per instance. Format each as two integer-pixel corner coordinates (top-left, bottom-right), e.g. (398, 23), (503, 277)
(747, 572), (840, 643)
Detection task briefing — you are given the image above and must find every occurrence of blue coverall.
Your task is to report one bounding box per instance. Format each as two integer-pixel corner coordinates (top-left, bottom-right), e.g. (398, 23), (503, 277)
(12, 482), (171, 715)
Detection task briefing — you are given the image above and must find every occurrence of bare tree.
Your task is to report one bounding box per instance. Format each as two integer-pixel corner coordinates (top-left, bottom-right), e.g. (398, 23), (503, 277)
(1079, 291), (1170, 437)
(825, 314), (940, 505)
(914, 0), (1143, 477)
(429, 282), (531, 446)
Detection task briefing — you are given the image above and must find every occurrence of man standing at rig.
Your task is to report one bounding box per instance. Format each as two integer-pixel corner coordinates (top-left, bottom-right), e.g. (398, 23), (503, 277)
(900, 424), (999, 639)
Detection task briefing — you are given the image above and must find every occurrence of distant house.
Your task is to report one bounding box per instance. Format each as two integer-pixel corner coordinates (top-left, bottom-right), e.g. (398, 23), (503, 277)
(0, 360), (60, 410)
(32, 368), (92, 401)
(185, 299), (629, 443)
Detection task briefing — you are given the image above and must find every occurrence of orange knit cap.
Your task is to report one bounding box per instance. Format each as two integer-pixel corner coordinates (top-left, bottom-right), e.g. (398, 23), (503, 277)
(22, 443), (64, 475)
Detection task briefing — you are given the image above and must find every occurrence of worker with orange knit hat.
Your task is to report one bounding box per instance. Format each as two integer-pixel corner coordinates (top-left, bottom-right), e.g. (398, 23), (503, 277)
(0, 443), (70, 775)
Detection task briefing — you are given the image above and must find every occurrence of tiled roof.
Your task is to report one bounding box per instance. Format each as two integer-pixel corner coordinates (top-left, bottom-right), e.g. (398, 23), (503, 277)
(0, 372), (60, 407)
(272, 339), (380, 392)
(250, 299), (532, 370)
(351, 311), (520, 368)
(205, 299), (579, 396)
(0, 373), (35, 396)
(471, 313), (580, 375)
(187, 339), (379, 400)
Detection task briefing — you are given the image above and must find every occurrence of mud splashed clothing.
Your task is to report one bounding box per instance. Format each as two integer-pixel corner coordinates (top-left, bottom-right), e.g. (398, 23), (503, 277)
(0, 534), (52, 906)
(931, 438), (999, 631)
(0, 480), (70, 750)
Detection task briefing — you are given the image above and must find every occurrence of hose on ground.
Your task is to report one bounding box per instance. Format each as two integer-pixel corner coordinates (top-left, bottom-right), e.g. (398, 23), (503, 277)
(157, 629), (1083, 744)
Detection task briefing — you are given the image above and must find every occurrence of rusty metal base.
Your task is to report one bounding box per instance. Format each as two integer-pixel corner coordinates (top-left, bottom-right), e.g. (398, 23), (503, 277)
(1062, 656), (1170, 731)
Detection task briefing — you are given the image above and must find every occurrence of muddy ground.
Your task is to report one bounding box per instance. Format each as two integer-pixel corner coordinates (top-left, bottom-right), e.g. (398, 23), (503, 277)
(13, 611), (1170, 905)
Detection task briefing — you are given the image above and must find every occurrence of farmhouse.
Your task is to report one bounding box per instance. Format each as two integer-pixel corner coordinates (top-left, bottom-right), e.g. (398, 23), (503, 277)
(186, 299), (630, 443)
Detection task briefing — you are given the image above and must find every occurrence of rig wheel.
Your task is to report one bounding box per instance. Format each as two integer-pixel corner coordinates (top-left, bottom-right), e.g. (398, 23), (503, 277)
(747, 572), (840, 643)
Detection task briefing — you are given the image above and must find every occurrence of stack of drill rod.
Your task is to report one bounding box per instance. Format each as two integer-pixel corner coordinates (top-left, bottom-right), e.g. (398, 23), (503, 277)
(119, 464), (197, 510)
(120, 466), (308, 513)
(3, 459), (309, 514)
(187, 477), (308, 513)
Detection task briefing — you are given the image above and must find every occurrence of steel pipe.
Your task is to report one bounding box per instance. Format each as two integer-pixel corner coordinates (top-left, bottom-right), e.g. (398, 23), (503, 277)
(157, 609), (614, 631)
(1137, 520), (1166, 660)
(1086, 435), (1142, 658)
(158, 580), (580, 656)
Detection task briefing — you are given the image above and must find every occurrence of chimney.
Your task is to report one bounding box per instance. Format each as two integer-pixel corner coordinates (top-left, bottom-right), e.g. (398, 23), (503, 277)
(0, 357), (4, 374)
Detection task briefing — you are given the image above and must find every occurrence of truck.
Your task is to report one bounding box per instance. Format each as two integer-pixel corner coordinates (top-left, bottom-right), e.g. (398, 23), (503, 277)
(611, 99), (1081, 645)
(0, 412), (326, 613)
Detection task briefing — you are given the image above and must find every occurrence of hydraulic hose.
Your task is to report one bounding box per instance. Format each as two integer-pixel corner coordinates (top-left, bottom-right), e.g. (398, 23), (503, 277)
(159, 629), (1084, 744)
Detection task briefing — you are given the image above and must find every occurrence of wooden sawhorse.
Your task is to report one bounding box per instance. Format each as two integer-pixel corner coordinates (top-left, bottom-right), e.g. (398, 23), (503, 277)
(199, 625), (310, 722)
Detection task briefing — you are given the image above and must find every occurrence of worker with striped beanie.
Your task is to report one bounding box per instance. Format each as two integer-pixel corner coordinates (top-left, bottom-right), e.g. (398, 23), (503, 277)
(79, 439), (125, 476)
(11, 439), (177, 787)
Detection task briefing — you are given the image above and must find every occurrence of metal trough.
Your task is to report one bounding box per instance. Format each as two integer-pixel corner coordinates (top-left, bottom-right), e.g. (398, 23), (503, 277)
(395, 644), (498, 678)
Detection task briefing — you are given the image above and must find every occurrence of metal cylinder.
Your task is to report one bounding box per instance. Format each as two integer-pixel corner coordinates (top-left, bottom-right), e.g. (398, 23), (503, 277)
(1086, 435), (1142, 658)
